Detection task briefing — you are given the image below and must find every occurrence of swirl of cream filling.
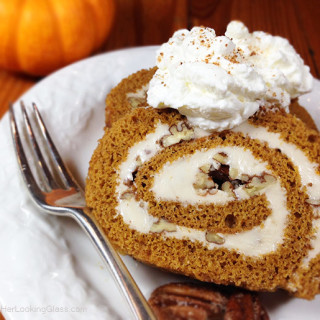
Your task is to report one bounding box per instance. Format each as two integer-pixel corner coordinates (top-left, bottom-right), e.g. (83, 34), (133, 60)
(232, 122), (320, 266)
(116, 123), (290, 257)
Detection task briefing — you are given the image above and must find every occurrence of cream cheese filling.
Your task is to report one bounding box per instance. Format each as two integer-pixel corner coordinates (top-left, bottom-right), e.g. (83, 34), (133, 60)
(117, 122), (170, 232)
(116, 122), (289, 257)
(126, 84), (149, 100)
(119, 122), (170, 182)
(152, 146), (270, 205)
(233, 122), (320, 265)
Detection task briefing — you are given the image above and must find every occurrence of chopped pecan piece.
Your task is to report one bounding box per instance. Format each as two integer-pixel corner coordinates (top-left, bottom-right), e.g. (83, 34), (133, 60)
(150, 219), (177, 233)
(213, 152), (229, 164)
(205, 231), (225, 244)
(240, 174), (250, 182)
(120, 191), (135, 200)
(193, 171), (217, 195)
(199, 163), (212, 174)
(127, 96), (145, 108)
(126, 85), (148, 108)
(160, 122), (195, 147)
(149, 283), (269, 320)
(229, 168), (239, 180)
(305, 198), (320, 207)
(221, 181), (235, 198)
(244, 173), (277, 196)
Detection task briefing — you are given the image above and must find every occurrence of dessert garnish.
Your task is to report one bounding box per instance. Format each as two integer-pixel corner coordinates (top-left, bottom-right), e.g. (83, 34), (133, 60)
(148, 282), (269, 320)
(147, 21), (312, 131)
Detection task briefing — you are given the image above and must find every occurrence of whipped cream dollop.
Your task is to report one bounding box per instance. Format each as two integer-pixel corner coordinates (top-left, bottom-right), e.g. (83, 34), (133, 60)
(147, 21), (313, 131)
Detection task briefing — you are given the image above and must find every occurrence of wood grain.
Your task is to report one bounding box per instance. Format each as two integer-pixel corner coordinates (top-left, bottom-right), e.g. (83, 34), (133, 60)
(0, 0), (319, 119)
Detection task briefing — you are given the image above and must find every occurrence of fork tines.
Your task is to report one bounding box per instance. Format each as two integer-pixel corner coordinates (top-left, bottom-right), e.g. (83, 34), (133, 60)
(9, 101), (157, 320)
(9, 102), (78, 199)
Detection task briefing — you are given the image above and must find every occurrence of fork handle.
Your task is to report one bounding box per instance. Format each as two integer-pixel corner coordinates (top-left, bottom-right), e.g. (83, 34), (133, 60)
(69, 207), (157, 320)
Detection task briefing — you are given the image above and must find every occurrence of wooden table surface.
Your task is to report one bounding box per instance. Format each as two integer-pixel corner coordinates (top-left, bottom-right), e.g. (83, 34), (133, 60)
(0, 0), (319, 119)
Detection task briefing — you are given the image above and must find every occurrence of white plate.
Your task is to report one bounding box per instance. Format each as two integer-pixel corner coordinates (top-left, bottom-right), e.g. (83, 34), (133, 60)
(0, 46), (320, 320)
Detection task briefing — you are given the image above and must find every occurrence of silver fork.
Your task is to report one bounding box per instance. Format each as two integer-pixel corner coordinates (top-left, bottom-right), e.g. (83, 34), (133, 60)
(9, 102), (156, 320)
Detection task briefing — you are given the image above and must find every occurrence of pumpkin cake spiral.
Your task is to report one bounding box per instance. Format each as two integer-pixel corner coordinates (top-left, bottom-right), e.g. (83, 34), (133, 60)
(86, 105), (320, 299)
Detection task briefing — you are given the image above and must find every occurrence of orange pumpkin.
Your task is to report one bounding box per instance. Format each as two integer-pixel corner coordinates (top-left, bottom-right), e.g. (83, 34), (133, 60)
(0, 0), (115, 76)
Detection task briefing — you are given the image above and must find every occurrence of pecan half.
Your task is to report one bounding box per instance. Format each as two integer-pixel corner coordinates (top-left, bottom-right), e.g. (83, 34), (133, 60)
(225, 292), (269, 320)
(149, 283), (227, 320)
(148, 283), (269, 320)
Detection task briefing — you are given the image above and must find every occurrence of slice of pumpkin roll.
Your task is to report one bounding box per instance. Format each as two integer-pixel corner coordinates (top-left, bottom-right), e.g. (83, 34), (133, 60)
(85, 107), (320, 299)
